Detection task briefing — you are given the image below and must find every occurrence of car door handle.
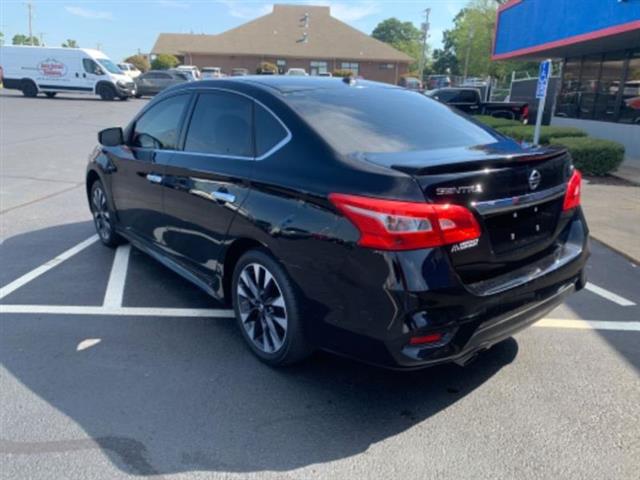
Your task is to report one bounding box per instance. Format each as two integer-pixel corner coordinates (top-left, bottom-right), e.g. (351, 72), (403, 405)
(212, 190), (236, 203)
(146, 173), (163, 184)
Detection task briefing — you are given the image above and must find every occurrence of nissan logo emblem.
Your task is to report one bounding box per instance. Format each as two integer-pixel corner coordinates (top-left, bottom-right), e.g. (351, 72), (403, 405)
(529, 169), (541, 191)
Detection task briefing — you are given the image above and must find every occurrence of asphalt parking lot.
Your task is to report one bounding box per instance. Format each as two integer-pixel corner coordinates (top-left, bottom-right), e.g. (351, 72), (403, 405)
(1, 89), (639, 480)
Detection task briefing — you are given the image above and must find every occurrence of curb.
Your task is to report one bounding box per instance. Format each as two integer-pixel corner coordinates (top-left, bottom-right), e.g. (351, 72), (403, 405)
(590, 236), (639, 265)
(611, 172), (640, 187)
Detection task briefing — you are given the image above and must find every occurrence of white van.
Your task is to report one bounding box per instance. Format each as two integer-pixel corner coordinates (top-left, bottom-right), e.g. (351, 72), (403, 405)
(0, 45), (136, 100)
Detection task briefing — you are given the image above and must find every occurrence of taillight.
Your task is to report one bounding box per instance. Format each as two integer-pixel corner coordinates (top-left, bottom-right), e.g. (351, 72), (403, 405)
(563, 169), (582, 211)
(521, 105), (529, 122)
(328, 193), (481, 251)
(409, 332), (443, 345)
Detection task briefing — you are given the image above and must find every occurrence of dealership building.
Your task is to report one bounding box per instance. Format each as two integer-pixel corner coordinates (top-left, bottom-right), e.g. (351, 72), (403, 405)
(151, 4), (412, 84)
(493, 0), (640, 163)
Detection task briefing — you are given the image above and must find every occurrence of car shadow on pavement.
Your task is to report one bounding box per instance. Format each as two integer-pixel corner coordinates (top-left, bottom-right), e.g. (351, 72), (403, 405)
(0, 222), (519, 476)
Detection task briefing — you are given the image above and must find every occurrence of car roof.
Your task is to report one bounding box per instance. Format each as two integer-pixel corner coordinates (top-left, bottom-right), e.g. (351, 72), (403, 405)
(176, 75), (401, 94)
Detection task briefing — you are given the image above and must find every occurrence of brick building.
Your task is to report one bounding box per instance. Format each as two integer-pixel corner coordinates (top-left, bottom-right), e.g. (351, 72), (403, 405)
(151, 4), (412, 84)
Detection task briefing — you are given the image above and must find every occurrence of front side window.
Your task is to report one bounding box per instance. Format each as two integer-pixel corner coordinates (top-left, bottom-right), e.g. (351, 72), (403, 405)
(132, 94), (189, 150)
(255, 104), (288, 157)
(97, 58), (124, 74)
(184, 92), (253, 157)
(83, 58), (103, 75)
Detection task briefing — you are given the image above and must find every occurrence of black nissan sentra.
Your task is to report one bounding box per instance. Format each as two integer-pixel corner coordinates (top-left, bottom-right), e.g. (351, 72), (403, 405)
(87, 76), (589, 368)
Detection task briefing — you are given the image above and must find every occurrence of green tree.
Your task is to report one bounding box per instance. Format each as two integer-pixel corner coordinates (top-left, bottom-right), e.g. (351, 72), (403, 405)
(62, 39), (79, 48)
(446, 0), (537, 81)
(256, 61), (277, 74)
(372, 18), (425, 73)
(431, 31), (460, 75)
(124, 54), (150, 72)
(12, 34), (40, 46)
(150, 53), (179, 70)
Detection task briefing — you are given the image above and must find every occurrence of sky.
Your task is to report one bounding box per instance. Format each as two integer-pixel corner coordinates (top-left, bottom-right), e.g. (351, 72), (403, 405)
(1, 0), (471, 63)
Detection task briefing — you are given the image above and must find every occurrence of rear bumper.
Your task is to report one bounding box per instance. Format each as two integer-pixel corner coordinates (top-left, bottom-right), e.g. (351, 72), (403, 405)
(296, 212), (589, 369)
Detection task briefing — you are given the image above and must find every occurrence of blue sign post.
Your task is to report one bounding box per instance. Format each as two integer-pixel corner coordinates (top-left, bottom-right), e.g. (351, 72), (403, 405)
(533, 59), (552, 145)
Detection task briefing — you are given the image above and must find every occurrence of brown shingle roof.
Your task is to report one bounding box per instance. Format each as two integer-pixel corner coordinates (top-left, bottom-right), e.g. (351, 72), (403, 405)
(152, 4), (412, 63)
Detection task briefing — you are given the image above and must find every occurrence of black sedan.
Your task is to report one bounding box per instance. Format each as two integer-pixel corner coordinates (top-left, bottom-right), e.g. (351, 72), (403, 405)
(134, 70), (189, 98)
(87, 76), (589, 368)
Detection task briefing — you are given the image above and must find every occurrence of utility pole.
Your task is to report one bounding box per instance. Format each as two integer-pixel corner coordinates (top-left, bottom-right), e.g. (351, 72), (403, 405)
(25, 1), (35, 45)
(418, 8), (431, 85)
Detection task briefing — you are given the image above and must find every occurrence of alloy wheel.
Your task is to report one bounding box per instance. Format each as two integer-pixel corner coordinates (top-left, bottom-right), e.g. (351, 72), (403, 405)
(91, 185), (112, 241)
(237, 263), (288, 354)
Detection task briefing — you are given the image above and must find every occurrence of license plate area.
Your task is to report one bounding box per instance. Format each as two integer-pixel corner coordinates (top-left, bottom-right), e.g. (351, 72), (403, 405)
(484, 198), (562, 255)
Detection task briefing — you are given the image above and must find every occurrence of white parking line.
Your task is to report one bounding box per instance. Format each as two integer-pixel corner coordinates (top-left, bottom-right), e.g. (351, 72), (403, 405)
(585, 282), (636, 307)
(0, 304), (235, 317)
(102, 244), (131, 307)
(0, 235), (99, 300)
(535, 319), (640, 331)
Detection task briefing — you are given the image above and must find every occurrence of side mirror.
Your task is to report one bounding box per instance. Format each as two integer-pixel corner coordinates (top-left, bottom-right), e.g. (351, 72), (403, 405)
(98, 127), (124, 147)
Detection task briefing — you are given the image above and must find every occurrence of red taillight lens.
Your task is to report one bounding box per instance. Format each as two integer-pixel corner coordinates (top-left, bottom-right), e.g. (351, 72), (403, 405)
(521, 105), (529, 122)
(328, 193), (481, 251)
(409, 332), (443, 345)
(563, 169), (582, 211)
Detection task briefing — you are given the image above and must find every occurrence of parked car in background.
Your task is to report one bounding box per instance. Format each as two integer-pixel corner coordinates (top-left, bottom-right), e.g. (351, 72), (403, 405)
(201, 67), (223, 79)
(87, 76), (587, 368)
(118, 62), (141, 79)
(0, 45), (135, 100)
(285, 68), (308, 76)
(176, 65), (200, 80)
(398, 76), (422, 91)
(318, 72), (333, 77)
(428, 87), (529, 122)
(426, 74), (451, 90)
(134, 70), (189, 98)
(231, 68), (250, 77)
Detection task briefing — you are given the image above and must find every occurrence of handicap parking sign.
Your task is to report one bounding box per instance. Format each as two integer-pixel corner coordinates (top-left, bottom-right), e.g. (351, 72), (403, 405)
(536, 60), (551, 99)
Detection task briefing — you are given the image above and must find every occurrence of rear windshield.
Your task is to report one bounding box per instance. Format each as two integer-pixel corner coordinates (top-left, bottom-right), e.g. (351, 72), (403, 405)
(285, 86), (496, 155)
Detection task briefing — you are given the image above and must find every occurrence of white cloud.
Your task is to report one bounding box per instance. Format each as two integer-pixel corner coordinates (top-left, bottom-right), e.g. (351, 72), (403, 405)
(158, 0), (190, 8)
(65, 6), (113, 20)
(217, 0), (272, 19)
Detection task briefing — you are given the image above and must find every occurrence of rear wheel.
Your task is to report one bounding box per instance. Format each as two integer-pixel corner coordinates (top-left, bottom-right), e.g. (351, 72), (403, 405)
(90, 180), (122, 247)
(45, 92), (57, 98)
(232, 250), (312, 366)
(21, 80), (38, 97)
(98, 84), (116, 101)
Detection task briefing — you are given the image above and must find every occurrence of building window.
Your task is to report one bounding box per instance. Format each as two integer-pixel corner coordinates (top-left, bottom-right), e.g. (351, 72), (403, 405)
(594, 52), (627, 122)
(379, 63), (394, 70)
(310, 61), (328, 75)
(619, 50), (640, 125)
(341, 62), (359, 76)
(276, 59), (286, 74)
(556, 49), (640, 125)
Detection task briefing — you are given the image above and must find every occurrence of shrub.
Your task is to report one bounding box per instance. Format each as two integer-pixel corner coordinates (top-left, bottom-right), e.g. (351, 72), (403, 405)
(475, 115), (523, 129)
(256, 61), (277, 74)
(549, 137), (625, 176)
(332, 69), (354, 78)
(124, 54), (150, 73)
(150, 54), (179, 70)
(496, 125), (587, 145)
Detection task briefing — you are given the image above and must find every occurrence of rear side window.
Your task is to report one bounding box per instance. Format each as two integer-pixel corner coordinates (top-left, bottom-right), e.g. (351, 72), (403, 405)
(132, 94), (189, 150)
(184, 92), (253, 157)
(286, 87), (496, 155)
(255, 104), (288, 156)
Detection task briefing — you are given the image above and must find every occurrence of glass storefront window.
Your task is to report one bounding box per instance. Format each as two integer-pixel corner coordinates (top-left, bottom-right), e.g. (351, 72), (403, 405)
(577, 55), (602, 119)
(594, 52), (626, 122)
(310, 61), (328, 75)
(556, 59), (581, 118)
(619, 50), (640, 125)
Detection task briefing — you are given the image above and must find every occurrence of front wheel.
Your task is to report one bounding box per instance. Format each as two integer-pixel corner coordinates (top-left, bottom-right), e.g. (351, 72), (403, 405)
(90, 180), (122, 247)
(98, 84), (116, 101)
(45, 92), (57, 98)
(232, 250), (312, 366)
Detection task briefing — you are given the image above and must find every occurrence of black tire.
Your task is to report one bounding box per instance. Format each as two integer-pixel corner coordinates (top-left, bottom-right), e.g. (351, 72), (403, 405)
(45, 92), (57, 98)
(21, 80), (38, 97)
(119, 95), (129, 101)
(98, 83), (116, 101)
(89, 180), (123, 248)
(134, 93), (142, 99)
(232, 249), (312, 366)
